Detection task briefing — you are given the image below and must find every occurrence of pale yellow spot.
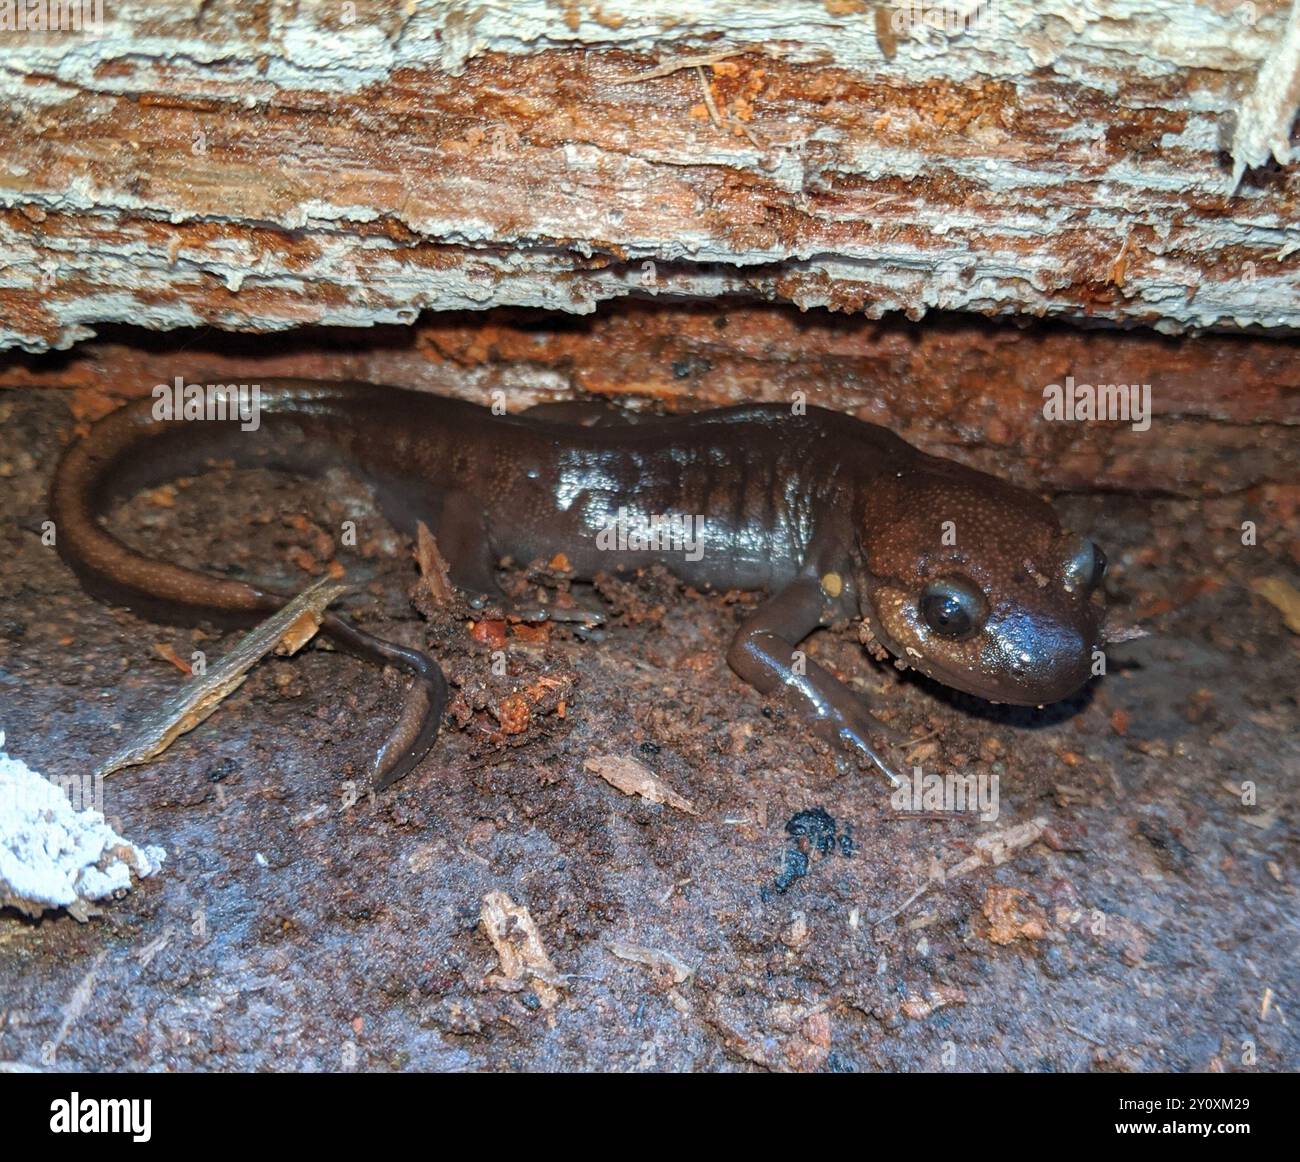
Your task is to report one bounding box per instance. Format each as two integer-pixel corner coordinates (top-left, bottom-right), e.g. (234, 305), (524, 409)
(821, 571), (843, 598)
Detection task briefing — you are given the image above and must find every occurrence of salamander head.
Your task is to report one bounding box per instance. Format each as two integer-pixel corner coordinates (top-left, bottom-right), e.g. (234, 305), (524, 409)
(858, 459), (1106, 706)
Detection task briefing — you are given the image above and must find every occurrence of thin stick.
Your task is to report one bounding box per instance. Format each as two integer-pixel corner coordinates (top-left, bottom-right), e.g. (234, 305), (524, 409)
(609, 50), (744, 85)
(97, 576), (346, 777)
(694, 66), (726, 132)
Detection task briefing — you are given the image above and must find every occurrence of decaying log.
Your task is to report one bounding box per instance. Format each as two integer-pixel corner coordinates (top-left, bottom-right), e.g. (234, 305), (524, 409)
(1, 0), (1299, 354)
(5, 304), (1295, 495)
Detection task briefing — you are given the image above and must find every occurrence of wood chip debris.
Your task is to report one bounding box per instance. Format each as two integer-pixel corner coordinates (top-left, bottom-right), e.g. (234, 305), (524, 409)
(414, 519), (455, 606)
(583, 754), (698, 815)
(97, 577), (345, 778)
(480, 891), (562, 1009)
(607, 941), (694, 984)
(873, 816), (1050, 927)
(901, 987), (967, 1020)
(982, 885), (1050, 945)
(1251, 576), (1300, 634)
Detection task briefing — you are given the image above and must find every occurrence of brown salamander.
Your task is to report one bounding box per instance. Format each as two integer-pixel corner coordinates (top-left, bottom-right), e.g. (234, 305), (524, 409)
(50, 380), (1108, 789)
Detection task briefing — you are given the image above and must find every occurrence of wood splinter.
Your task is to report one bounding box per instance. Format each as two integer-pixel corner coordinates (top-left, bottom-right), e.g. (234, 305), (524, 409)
(96, 576), (346, 778)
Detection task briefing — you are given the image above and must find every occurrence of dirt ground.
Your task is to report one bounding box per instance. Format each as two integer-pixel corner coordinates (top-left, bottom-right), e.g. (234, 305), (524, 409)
(0, 382), (1296, 1073)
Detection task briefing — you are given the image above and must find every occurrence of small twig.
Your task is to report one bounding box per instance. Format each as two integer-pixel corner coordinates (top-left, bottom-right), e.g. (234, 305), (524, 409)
(1063, 1021), (1107, 1046)
(695, 66), (770, 150)
(694, 66), (726, 132)
(871, 880), (933, 929)
(610, 49), (744, 85)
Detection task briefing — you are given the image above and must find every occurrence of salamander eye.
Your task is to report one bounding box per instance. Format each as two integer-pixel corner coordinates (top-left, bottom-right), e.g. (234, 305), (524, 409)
(919, 577), (987, 640)
(1063, 537), (1107, 593)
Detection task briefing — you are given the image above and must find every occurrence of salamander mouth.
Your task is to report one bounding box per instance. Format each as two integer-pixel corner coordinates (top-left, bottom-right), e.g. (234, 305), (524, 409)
(861, 584), (1099, 706)
(898, 648), (1093, 706)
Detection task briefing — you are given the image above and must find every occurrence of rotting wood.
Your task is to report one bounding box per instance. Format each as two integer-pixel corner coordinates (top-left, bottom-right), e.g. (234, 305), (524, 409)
(1, 0), (1298, 354)
(4, 305), (1295, 496)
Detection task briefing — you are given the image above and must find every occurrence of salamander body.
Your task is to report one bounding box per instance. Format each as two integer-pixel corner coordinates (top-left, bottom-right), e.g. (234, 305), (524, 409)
(50, 380), (1108, 787)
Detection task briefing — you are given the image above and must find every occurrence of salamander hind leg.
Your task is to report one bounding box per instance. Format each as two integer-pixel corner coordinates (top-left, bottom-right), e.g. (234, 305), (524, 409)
(726, 575), (905, 788)
(432, 491), (604, 626)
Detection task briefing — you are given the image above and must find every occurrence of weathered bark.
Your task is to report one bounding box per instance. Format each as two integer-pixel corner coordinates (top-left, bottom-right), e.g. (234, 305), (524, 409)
(1, 0), (1299, 353)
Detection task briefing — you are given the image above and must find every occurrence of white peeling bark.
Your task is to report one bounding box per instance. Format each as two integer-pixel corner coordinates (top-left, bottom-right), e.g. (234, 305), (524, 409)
(0, 0), (1298, 352)
(1231, 0), (1300, 184)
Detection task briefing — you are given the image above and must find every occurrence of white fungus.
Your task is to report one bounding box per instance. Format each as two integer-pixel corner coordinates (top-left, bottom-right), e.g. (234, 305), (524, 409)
(0, 732), (165, 921)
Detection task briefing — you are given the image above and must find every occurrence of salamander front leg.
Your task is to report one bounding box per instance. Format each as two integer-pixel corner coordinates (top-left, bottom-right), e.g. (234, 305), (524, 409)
(726, 576), (904, 788)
